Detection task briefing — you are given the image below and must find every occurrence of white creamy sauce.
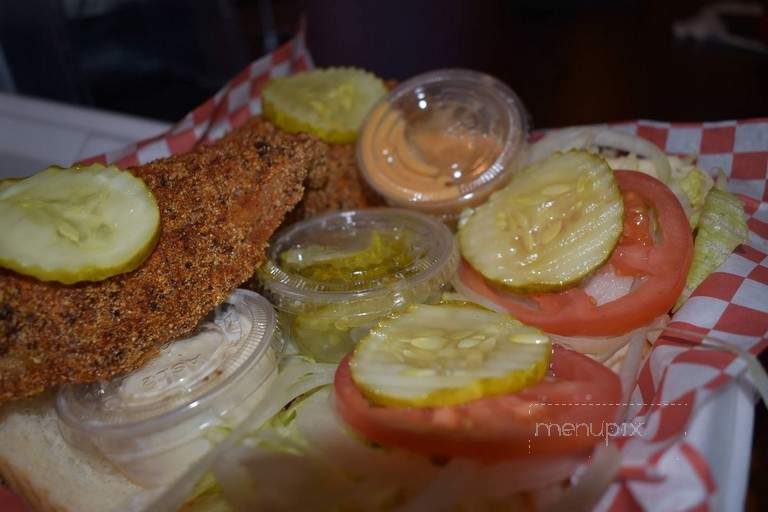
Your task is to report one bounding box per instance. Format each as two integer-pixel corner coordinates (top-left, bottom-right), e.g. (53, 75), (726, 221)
(94, 298), (274, 486)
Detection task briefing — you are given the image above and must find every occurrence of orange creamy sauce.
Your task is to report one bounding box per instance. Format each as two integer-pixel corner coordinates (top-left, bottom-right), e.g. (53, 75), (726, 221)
(360, 102), (501, 205)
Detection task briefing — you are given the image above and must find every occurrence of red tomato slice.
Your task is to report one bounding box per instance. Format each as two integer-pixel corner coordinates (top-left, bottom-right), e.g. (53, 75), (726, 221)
(0, 488), (28, 512)
(334, 345), (622, 459)
(457, 171), (693, 336)
(609, 188), (655, 276)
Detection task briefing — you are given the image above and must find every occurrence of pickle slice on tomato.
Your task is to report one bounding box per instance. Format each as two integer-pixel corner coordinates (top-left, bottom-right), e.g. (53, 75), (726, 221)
(350, 303), (551, 407)
(456, 171), (694, 337)
(262, 68), (386, 143)
(0, 164), (160, 284)
(0, 177), (21, 193)
(458, 150), (624, 293)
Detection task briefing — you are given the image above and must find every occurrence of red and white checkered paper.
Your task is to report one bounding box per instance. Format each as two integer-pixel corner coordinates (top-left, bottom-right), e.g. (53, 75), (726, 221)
(78, 31), (767, 512)
(594, 119), (768, 512)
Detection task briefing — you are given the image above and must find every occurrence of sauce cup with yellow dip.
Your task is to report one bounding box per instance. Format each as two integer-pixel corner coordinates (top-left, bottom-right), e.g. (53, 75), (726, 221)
(357, 69), (529, 220)
(256, 208), (459, 363)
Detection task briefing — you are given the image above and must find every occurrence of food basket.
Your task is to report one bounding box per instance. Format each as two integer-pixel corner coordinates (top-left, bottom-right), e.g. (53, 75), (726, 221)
(71, 28), (768, 512)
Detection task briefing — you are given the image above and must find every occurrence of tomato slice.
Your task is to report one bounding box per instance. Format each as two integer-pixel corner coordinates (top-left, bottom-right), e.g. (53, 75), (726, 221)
(335, 345), (622, 459)
(457, 171), (693, 336)
(0, 488), (27, 512)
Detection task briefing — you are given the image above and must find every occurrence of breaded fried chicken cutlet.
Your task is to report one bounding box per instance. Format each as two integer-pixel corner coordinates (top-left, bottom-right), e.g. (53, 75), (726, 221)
(222, 121), (382, 222)
(0, 118), (325, 403)
(295, 142), (384, 219)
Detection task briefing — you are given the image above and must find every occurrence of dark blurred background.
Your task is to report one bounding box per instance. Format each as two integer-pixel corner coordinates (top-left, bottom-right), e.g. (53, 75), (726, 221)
(0, 0), (766, 509)
(0, 0), (766, 127)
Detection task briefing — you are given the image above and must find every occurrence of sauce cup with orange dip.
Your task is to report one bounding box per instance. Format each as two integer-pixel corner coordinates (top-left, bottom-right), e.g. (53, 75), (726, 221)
(357, 69), (529, 221)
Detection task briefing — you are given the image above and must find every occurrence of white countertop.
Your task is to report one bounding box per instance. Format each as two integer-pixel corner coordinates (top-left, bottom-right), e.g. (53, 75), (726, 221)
(0, 92), (170, 179)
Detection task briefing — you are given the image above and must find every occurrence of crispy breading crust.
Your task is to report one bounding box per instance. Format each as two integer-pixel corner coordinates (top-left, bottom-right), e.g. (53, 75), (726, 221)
(0, 118), (325, 403)
(290, 142), (384, 221)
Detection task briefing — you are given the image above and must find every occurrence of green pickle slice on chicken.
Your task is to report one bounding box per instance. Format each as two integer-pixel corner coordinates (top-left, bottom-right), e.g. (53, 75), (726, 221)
(0, 164), (160, 284)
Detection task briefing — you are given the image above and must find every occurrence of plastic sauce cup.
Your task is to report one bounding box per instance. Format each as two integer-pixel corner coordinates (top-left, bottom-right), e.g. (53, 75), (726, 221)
(357, 69), (529, 220)
(55, 289), (280, 487)
(256, 208), (459, 363)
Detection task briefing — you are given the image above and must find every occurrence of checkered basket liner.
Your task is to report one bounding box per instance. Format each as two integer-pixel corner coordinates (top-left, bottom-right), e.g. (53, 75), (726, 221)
(594, 119), (768, 511)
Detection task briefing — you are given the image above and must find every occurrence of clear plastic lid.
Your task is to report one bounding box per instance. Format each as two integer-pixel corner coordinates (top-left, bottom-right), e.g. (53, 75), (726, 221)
(257, 208), (459, 312)
(357, 69), (529, 217)
(56, 289), (278, 440)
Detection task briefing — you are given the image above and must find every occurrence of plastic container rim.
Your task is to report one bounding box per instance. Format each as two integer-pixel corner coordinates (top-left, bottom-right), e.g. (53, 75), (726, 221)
(55, 289), (278, 439)
(258, 207), (459, 306)
(356, 68), (530, 213)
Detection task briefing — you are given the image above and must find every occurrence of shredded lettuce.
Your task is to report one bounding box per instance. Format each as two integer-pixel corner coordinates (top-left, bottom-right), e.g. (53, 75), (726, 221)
(528, 128), (716, 227)
(178, 473), (232, 512)
(583, 149), (747, 312)
(243, 389), (316, 456)
(210, 387), (597, 511)
(152, 355), (337, 512)
(674, 164), (714, 227)
(675, 179), (749, 310)
(605, 154), (714, 227)
(212, 386), (430, 511)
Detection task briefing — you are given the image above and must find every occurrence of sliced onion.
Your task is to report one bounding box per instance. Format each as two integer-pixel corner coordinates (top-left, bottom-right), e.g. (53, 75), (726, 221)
(145, 355), (338, 512)
(536, 444), (622, 512)
(296, 391), (439, 490)
(581, 265), (635, 307)
(551, 332), (634, 363)
(451, 274), (509, 314)
(396, 460), (475, 512)
(528, 127), (598, 163)
(453, 268), (637, 332)
(474, 454), (586, 496)
(529, 127), (672, 184)
(399, 454), (587, 511)
(617, 332), (648, 415)
(604, 343), (630, 373)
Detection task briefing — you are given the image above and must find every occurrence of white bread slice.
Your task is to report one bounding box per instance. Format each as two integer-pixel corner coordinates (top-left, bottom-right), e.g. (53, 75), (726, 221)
(0, 393), (145, 512)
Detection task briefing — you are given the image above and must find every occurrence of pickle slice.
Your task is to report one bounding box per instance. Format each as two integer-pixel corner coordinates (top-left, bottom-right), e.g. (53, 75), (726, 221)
(280, 231), (419, 290)
(350, 303), (551, 407)
(459, 150), (624, 293)
(0, 164), (160, 284)
(290, 301), (385, 363)
(262, 68), (386, 143)
(0, 178), (21, 193)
